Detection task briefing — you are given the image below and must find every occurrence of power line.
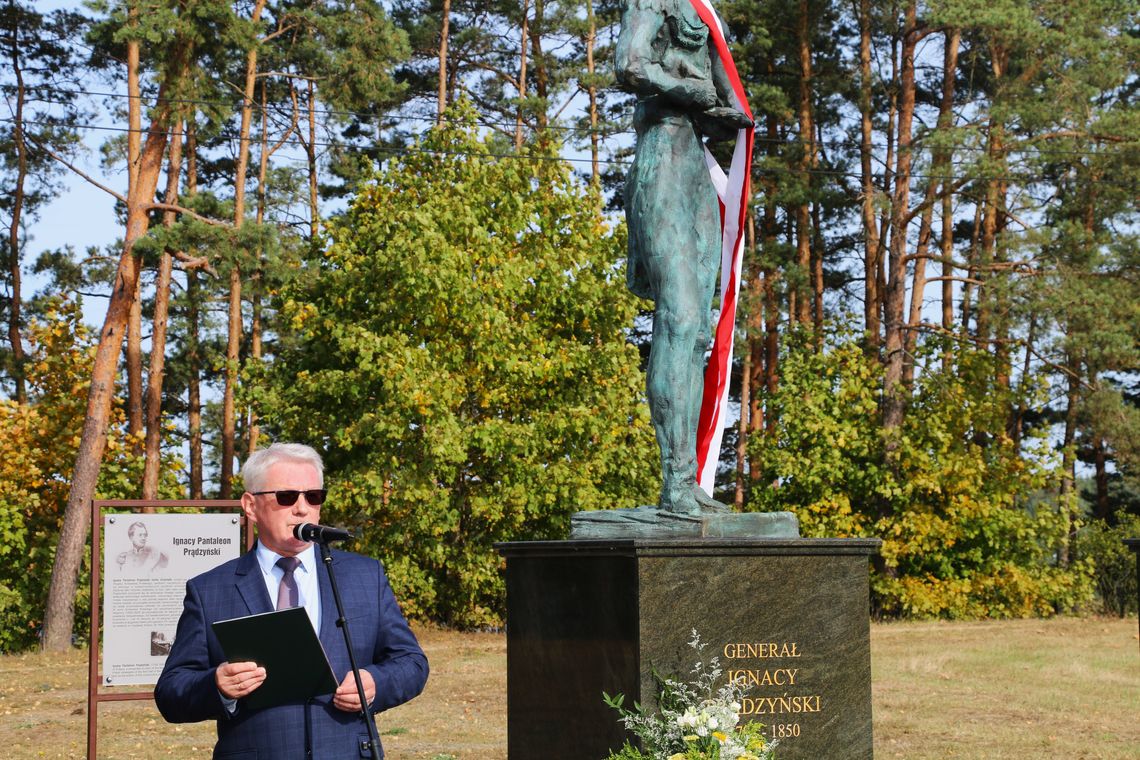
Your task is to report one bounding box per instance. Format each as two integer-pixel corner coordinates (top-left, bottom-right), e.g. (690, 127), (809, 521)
(10, 84), (1140, 161)
(10, 84), (632, 140)
(6, 115), (1139, 191)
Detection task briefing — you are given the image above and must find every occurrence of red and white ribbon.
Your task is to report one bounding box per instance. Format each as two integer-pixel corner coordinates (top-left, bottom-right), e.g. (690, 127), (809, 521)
(690, 0), (754, 495)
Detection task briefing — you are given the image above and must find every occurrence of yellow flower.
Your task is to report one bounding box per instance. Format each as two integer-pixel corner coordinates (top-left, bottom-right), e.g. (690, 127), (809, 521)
(713, 731), (728, 742)
(668, 755), (687, 760)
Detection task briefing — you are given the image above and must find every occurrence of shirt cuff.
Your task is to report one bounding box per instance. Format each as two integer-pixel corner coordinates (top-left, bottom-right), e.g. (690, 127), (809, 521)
(219, 690), (238, 716)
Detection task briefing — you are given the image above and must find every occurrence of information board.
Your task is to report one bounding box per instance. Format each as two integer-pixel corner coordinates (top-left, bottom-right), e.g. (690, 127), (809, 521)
(101, 513), (241, 686)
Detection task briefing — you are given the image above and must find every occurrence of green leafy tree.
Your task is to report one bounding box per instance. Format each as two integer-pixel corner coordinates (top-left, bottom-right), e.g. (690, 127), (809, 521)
(251, 103), (657, 627)
(1074, 513), (1140, 617)
(750, 326), (1091, 618)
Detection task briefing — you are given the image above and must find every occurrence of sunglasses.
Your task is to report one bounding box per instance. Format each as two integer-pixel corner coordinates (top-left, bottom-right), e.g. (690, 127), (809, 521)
(250, 489), (328, 506)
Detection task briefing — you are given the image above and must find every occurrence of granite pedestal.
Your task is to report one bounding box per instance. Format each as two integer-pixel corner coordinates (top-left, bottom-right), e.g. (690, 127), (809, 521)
(497, 538), (880, 760)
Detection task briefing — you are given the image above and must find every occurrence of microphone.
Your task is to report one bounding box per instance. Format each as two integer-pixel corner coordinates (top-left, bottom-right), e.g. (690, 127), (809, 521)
(294, 522), (354, 543)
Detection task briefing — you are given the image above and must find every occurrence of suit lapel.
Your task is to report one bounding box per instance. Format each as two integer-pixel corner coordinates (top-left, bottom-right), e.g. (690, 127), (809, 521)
(234, 546), (273, 615)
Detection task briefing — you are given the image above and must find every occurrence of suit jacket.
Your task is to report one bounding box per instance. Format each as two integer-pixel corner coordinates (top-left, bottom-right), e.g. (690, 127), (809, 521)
(155, 546), (429, 759)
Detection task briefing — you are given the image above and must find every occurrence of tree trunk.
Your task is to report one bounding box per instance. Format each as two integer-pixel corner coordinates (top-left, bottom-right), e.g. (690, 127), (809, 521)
(127, 283), (144, 451)
(187, 265), (204, 499)
(793, 0), (814, 327)
(1057, 367), (1080, 567)
(585, 0), (599, 184)
(1009, 315), (1036, 446)
(528, 0), (549, 136)
(305, 80), (318, 245)
(882, 1), (920, 443)
(903, 28), (957, 385)
(5, 14), (28, 404)
(1093, 436), (1110, 521)
(858, 0), (880, 351)
(185, 122), (203, 499)
(939, 29), (960, 376)
(750, 98), (781, 483)
(876, 19), (900, 349)
(515, 0), (529, 149)
(41, 33), (181, 650)
(762, 183), (780, 430)
(735, 346), (750, 509)
(977, 44), (1009, 359)
(248, 82), (274, 456)
(743, 211), (763, 489)
(940, 189), (955, 370)
(220, 257), (242, 496)
(437, 0), (451, 122)
(220, 0), (267, 497)
(738, 210), (761, 503)
(960, 201), (982, 332)
(142, 120), (183, 500)
(811, 197), (824, 343)
(901, 183), (935, 388)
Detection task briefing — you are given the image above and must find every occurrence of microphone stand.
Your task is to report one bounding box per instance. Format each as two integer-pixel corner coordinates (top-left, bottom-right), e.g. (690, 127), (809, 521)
(317, 540), (382, 760)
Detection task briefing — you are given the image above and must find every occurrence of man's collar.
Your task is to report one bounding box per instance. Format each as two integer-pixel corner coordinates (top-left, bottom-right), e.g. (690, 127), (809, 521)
(254, 541), (317, 575)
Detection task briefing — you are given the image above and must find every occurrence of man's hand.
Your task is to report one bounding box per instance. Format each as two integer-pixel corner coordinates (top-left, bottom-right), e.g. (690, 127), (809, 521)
(333, 669), (375, 713)
(215, 661), (267, 699)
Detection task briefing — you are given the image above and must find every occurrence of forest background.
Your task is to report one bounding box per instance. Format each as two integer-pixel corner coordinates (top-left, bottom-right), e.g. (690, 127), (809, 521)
(1, 0), (1138, 654)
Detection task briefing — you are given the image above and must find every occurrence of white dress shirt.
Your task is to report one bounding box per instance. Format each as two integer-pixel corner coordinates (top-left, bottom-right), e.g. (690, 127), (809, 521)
(254, 542), (322, 634)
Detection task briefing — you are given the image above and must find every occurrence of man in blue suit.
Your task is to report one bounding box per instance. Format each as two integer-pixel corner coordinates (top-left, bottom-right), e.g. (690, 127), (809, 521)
(155, 443), (429, 759)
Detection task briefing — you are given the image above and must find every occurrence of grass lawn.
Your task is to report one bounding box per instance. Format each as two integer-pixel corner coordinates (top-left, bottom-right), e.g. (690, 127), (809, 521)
(1, 616), (1135, 759)
(872, 617), (1139, 759)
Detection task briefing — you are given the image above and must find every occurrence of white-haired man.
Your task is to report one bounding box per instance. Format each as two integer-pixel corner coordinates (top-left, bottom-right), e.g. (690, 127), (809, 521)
(156, 443), (428, 758)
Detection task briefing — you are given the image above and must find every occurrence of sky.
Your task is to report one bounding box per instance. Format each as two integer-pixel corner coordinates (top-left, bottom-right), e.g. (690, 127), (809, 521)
(22, 1), (121, 326)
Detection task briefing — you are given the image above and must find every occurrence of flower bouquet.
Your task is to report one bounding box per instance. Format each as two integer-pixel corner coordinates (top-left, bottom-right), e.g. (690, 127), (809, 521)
(603, 630), (777, 760)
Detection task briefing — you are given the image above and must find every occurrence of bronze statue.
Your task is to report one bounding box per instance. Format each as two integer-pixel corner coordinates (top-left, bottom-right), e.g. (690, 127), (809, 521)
(616, 0), (752, 514)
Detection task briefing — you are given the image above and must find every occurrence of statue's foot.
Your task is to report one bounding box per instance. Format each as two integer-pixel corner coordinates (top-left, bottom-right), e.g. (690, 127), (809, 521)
(692, 485), (731, 514)
(659, 479), (702, 515)
(658, 483), (731, 516)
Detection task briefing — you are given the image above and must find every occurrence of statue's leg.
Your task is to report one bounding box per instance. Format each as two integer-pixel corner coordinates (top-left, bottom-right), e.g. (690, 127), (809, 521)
(683, 170), (731, 513)
(630, 118), (726, 514)
(688, 318), (729, 513)
(647, 287), (703, 514)
(680, 300), (731, 513)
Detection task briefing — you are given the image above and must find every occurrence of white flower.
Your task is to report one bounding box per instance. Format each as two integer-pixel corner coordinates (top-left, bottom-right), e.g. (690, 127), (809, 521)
(677, 709), (699, 729)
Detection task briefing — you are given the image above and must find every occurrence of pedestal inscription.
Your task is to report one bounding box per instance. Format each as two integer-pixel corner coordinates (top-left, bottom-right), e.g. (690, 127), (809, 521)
(498, 538), (880, 760)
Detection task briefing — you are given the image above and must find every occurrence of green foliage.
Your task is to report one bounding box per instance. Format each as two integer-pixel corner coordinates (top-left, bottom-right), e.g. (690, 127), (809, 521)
(604, 741), (652, 760)
(746, 327), (883, 539)
(749, 326), (1093, 619)
(1074, 515), (1140, 617)
(251, 102), (657, 627)
(0, 299), (179, 652)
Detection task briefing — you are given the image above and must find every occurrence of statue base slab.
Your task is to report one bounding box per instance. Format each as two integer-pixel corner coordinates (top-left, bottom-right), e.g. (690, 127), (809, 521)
(569, 507), (800, 539)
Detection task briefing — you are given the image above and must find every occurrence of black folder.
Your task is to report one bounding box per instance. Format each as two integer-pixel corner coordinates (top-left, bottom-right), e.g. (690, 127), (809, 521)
(212, 606), (339, 710)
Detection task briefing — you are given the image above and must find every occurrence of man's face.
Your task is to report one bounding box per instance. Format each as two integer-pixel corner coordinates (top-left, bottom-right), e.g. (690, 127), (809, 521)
(241, 460), (322, 556)
(130, 526), (148, 550)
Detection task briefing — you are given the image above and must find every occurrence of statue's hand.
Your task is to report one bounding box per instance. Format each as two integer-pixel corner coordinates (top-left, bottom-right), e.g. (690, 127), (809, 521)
(705, 106), (753, 128)
(697, 106), (753, 141)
